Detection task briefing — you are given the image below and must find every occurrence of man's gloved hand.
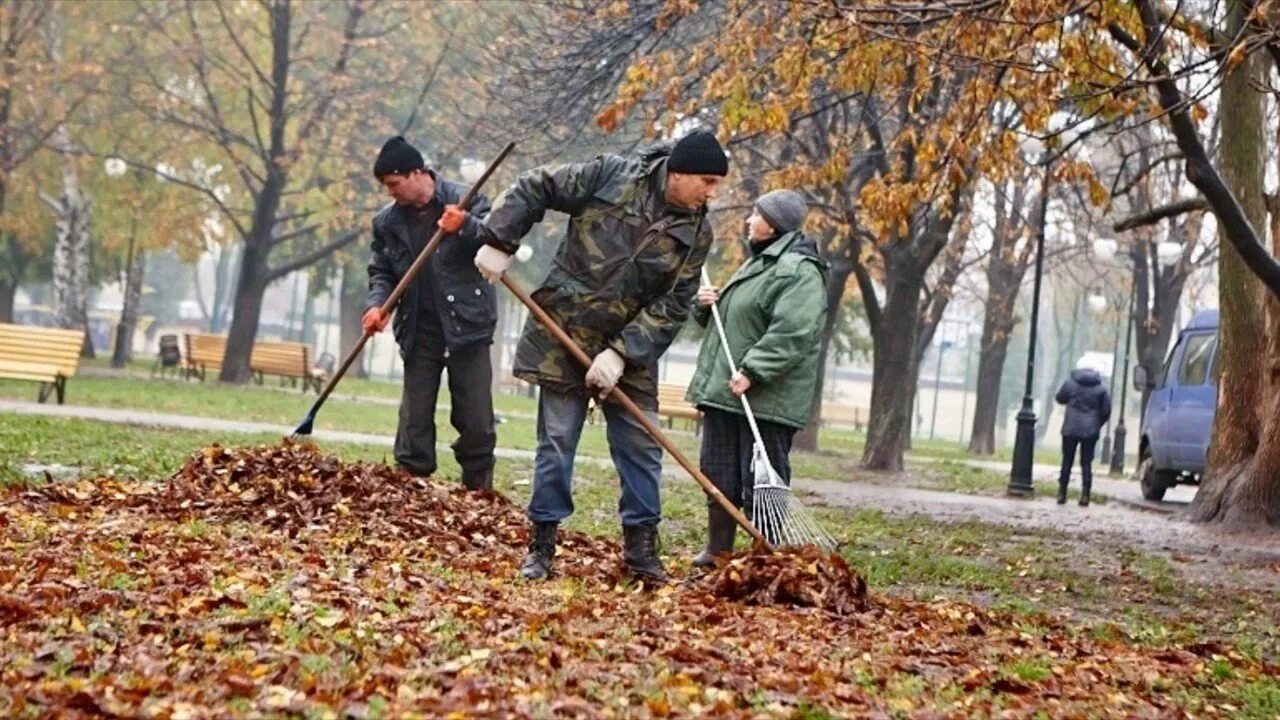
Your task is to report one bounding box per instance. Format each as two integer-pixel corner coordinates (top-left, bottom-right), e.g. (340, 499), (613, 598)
(439, 204), (467, 234)
(474, 244), (512, 284)
(362, 308), (389, 334)
(585, 348), (625, 395)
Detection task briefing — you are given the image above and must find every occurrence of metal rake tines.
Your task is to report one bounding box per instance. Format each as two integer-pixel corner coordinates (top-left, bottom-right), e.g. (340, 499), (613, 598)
(751, 488), (838, 551)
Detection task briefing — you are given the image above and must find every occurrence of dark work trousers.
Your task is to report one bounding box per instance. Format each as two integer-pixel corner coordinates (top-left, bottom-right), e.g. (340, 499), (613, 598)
(394, 329), (496, 479)
(1058, 435), (1098, 492)
(527, 388), (664, 527)
(698, 407), (796, 514)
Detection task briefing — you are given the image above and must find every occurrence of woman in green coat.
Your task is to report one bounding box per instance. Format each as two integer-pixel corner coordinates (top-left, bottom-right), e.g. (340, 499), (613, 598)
(686, 189), (828, 565)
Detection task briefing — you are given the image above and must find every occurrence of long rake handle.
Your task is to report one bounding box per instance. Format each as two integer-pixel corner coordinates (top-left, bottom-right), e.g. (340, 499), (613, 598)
(701, 268), (771, 455)
(296, 142), (516, 433)
(500, 275), (772, 549)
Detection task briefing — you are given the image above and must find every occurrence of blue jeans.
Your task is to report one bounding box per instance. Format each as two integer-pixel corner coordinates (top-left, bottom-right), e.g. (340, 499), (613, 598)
(528, 388), (664, 527)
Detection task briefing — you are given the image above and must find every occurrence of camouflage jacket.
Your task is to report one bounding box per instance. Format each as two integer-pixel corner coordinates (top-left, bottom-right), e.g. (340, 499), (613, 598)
(481, 146), (714, 408)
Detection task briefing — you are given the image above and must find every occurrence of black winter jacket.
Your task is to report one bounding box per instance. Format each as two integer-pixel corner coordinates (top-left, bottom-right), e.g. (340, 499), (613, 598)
(1055, 368), (1112, 439)
(367, 174), (494, 355)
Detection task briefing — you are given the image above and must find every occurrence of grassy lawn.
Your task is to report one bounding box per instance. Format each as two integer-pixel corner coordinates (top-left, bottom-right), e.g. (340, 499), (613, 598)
(1, 372), (1080, 476)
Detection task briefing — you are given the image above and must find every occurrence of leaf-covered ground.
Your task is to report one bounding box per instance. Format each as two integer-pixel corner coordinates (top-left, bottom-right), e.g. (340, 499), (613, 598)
(0, 442), (1273, 718)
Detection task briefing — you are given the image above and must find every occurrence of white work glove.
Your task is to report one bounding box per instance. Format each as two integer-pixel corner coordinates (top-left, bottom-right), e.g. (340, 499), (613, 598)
(584, 348), (625, 395)
(474, 244), (512, 284)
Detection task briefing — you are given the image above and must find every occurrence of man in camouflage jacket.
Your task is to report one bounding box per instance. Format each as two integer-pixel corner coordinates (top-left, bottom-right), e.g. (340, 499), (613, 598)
(446, 131), (728, 581)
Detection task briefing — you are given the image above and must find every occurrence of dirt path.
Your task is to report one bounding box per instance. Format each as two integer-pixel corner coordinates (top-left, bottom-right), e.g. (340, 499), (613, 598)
(796, 474), (1280, 589)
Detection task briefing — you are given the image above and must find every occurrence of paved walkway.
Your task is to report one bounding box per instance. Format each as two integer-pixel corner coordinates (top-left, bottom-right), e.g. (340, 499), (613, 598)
(4, 399), (1273, 563)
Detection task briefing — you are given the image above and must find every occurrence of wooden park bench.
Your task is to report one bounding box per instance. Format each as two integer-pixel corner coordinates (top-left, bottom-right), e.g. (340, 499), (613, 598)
(819, 403), (866, 432)
(182, 333), (227, 382)
(0, 323), (85, 404)
(657, 382), (701, 432)
(183, 333), (326, 393)
(249, 339), (327, 393)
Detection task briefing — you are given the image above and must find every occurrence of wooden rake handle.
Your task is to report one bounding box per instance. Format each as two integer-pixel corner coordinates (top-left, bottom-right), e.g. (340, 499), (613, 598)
(499, 275), (772, 549)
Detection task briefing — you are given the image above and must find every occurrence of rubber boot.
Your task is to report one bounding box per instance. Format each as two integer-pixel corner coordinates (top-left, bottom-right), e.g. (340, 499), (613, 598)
(622, 524), (669, 582)
(1057, 480), (1068, 505)
(692, 505), (737, 567)
(1079, 474), (1092, 507)
(461, 468), (493, 491)
(520, 522), (557, 580)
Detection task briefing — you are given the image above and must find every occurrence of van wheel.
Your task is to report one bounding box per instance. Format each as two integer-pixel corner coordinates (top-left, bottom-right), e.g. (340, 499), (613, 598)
(1139, 455), (1174, 501)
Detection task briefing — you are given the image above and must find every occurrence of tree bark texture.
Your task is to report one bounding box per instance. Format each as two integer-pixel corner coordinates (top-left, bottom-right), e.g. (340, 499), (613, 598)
(0, 276), (15, 325)
(862, 260), (926, 471)
(111, 241), (145, 368)
(1186, 6), (1279, 528)
(47, 124), (93, 354)
(217, 0), (291, 384)
(968, 176), (1035, 454)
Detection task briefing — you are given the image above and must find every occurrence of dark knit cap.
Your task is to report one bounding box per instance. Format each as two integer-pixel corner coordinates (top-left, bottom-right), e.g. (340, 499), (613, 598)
(668, 130), (728, 176)
(373, 136), (425, 178)
(755, 189), (808, 233)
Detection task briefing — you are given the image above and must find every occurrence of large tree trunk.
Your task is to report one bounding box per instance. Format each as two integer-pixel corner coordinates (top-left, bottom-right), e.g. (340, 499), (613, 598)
(0, 275), (15, 324)
(967, 176), (1033, 454)
(795, 261), (853, 452)
(338, 262), (369, 379)
(111, 238), (145, 368)
(46, 124), (93, 355)
(968, 269), (1020, 454)
(968, 328), (1011, 454)
(1187, 11), (1279, 528)
(1132, 226), (1194, 419)
(219, 240), (271, 383)
(862, 268), (925, 471)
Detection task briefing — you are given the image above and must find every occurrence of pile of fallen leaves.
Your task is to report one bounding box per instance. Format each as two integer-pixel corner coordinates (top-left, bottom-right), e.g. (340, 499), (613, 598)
(1, 443), (1271, 718)
(25, 440), (622, 581)
(698, 546), (869, 615)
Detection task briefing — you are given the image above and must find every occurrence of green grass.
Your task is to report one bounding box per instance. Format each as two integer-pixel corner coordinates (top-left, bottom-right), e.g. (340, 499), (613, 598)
(1, 373), (1064, 470)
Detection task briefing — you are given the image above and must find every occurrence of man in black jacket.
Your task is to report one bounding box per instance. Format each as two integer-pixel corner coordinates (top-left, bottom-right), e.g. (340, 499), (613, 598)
(364, 136), (497, 490)
(1054, 365), (1112, 506)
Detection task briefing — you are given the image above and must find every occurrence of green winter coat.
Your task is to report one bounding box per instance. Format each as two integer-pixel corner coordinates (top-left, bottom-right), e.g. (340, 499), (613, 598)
(481, 145), (713, 409)
(686, 231), (828, 429)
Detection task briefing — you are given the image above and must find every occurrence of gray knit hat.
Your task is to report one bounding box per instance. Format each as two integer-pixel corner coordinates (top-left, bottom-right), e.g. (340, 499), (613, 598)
(755, 189), (808, 233)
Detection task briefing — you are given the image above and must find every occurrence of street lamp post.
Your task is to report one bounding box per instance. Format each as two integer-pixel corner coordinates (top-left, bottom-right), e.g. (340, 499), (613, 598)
(929, 339), (954, 440)
(1007, 156), (1051, 497)
(1110, 283), (1135, 475)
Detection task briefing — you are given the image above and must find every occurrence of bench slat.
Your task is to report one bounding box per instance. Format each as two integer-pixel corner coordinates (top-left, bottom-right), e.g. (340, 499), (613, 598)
(0, 323), (82, 384)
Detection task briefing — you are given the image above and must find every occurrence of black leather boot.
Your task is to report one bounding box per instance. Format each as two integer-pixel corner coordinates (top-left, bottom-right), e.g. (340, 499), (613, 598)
(1057, 480), (1068, 505)
(461, 468), (493, 491)
(692, 505), (737, 567)
(622, 524), (669, 582)
(520, 522), (557, 580)
(1079, 464), (1092, 506)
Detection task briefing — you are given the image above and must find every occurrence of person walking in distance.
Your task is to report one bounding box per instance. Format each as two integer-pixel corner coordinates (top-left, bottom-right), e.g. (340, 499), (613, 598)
(1053, 362), (1112, 506)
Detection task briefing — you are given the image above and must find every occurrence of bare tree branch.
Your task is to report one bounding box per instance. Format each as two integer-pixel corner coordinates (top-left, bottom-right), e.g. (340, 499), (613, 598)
(1113, 197), (1209, 231)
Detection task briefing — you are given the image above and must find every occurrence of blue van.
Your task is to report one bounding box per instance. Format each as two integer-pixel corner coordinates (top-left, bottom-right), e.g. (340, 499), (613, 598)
(1136, 309), (1218, 501)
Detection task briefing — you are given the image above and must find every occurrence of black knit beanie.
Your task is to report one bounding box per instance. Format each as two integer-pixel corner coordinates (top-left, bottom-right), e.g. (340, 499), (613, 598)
(373, 136), (425, 178)
(667, 130), (728, 176)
